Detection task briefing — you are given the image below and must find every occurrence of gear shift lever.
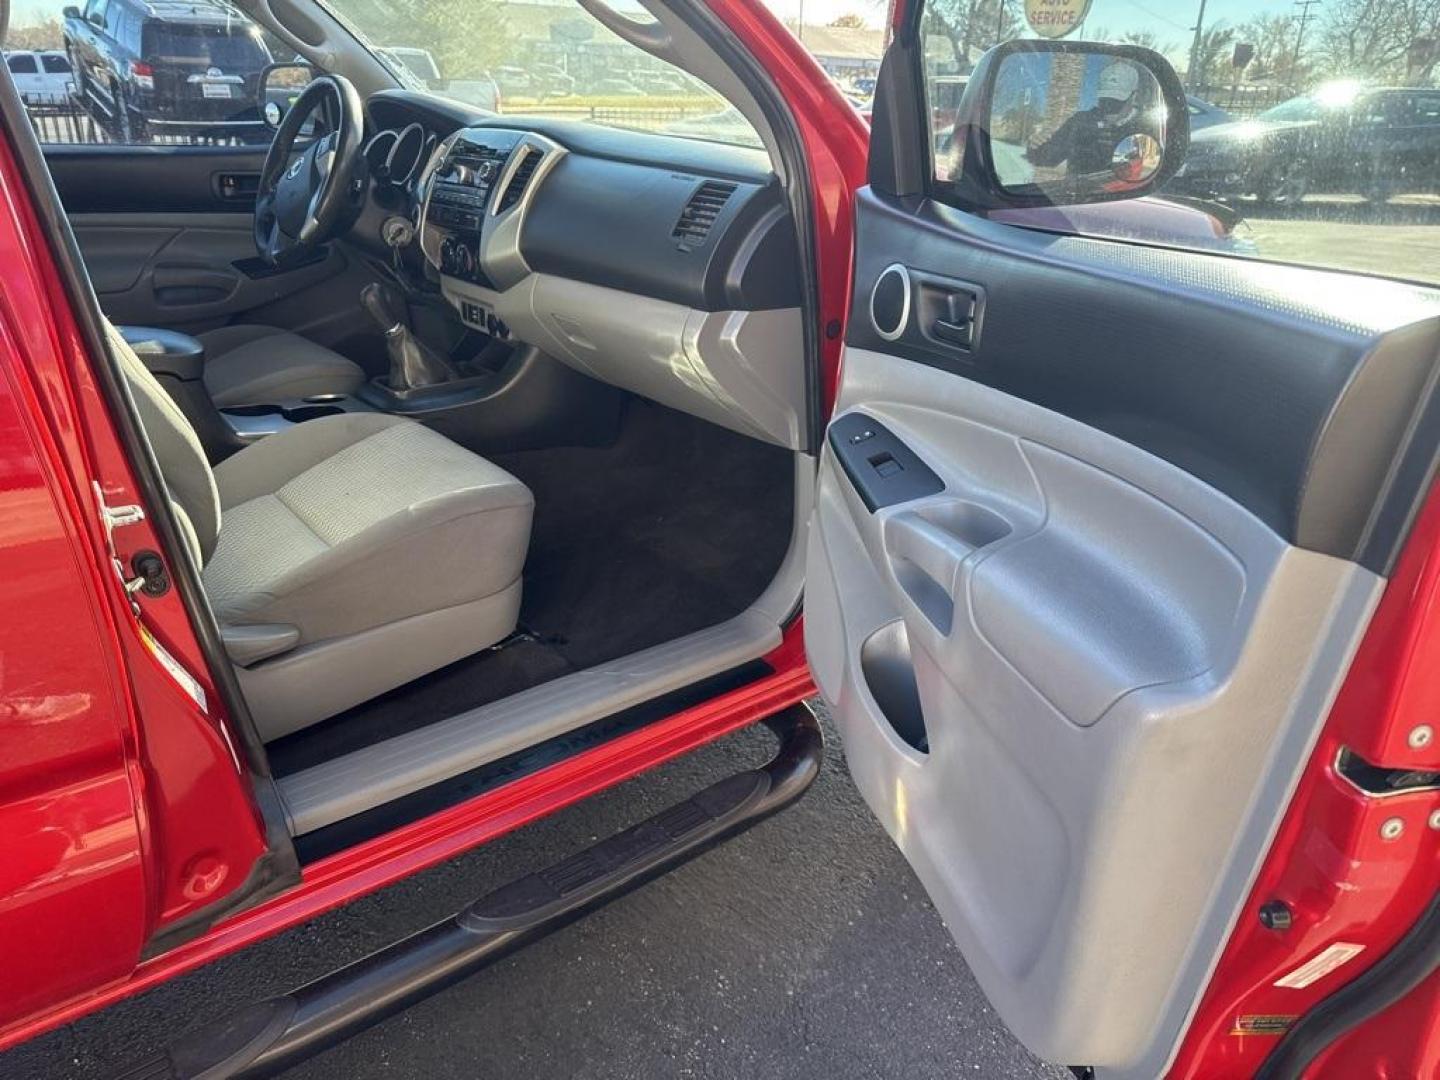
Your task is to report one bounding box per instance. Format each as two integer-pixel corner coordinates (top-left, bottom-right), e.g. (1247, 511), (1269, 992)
(360, 283), (459, 392)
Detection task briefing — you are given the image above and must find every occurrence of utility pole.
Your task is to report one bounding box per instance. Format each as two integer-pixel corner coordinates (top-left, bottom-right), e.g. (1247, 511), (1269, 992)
(995, 0), (1007, 45)
(797, 0), (805, 44)
(1187, 0), (1210, 92)
(1292, 0), (1321, 85)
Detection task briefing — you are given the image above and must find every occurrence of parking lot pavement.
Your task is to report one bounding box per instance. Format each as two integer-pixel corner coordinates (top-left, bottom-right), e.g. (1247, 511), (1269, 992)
(3, 702), (1066, 1080)
(1238, 196), (1440, 286)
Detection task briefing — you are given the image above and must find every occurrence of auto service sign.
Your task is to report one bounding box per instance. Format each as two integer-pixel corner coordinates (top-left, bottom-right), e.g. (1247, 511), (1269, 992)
(1024, 0), (1093, 39)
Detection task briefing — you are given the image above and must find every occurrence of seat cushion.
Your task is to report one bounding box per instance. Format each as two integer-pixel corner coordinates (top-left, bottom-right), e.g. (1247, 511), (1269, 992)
(199, 324), (366, 407)
(203, 413), (533, 648)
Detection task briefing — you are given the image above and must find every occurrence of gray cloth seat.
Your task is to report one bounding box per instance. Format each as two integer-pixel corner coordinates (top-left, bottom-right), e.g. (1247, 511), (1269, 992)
(107, 322), (533, 741)
(198, 324), (367, 408)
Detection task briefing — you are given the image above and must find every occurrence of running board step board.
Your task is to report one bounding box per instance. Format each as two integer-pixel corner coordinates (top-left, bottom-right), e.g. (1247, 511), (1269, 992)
(117, 704), (823, 1080)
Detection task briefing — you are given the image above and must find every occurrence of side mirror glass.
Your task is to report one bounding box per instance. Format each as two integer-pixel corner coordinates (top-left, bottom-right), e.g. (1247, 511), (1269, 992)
(950, 41), (1189, 209)
(260, 62), (317, 128)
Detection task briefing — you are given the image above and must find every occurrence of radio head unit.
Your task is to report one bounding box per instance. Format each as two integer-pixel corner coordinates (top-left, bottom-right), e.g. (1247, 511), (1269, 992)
(419, 127), (523, 283)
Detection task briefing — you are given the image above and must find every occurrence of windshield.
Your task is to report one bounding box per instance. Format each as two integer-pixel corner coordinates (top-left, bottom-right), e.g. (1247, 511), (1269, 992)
(316, 0), (766, 148)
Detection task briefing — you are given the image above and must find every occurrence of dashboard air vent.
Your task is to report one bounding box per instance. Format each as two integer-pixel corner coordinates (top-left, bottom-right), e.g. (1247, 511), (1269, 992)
(672, 180), (737, 249)
(497, 147), (542, 211)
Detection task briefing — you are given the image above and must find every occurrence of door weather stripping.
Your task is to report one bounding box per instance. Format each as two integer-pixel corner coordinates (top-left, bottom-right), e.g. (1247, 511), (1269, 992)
(115, 704), (823, 1080)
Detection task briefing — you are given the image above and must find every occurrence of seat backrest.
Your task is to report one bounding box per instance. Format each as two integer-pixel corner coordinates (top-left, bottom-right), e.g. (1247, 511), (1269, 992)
(105, 321), (221, 564)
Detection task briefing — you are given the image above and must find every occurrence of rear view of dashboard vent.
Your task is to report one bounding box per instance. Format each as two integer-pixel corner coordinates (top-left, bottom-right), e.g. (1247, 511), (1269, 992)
(672, 180), (737, 250)
(497, 147), (543, 211)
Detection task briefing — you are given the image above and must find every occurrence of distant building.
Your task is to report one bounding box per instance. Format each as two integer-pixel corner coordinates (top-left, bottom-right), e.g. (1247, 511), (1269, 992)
(785, 22), (885, 80)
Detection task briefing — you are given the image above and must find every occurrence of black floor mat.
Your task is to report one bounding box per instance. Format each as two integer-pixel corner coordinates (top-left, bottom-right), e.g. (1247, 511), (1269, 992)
(267, 400), (794, 777)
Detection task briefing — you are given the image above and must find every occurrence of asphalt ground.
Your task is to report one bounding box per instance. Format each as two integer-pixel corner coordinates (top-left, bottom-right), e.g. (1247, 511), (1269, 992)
(2, 702), (1068, 1080)
(1235, 195), (1440, 287)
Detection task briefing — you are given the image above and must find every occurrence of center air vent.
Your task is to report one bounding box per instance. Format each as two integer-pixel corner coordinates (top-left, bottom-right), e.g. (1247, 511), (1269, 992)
(672, 180), (737, 250)
(497, 147), (543, 212)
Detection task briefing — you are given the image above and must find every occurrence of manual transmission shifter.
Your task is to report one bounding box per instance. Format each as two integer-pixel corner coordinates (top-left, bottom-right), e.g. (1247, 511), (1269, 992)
(360, 283), (459, 393)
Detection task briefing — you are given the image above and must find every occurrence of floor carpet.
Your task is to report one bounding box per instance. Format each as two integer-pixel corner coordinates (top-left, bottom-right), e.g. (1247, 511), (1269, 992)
(267, 400), (795, 777)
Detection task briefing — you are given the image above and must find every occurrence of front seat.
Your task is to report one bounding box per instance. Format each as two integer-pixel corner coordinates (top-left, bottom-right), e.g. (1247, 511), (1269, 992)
(198, 324), (367, 408)
(109, 322), (534, 741)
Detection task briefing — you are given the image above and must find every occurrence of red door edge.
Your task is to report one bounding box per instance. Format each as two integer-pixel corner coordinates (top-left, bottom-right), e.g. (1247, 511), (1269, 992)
(1167, 482), (1440, 1077)
(0, 108), (281, 1007)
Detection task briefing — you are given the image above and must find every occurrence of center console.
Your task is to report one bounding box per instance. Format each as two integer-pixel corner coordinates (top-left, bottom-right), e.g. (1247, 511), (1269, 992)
(418, 126), (566, 338)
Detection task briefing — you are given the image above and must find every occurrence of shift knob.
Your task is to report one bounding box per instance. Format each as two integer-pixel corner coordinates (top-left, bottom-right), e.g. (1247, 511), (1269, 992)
(360, 282), (407, 334)
(361, 282), (459, 392)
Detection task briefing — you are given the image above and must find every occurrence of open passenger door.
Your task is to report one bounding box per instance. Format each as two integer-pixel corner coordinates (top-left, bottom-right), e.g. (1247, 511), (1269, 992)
(803, 14), (1440, 1078)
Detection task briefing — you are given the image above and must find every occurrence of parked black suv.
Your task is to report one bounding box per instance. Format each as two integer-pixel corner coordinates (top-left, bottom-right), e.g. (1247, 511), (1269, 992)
(63, 0), (272, 142)
(1176, 84), (1440, 205)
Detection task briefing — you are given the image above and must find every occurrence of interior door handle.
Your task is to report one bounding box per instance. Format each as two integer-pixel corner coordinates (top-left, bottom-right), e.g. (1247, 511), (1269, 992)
(214, 172), (261, 201)
(930, 316), (973, 348)
(913, 274), (984, 353)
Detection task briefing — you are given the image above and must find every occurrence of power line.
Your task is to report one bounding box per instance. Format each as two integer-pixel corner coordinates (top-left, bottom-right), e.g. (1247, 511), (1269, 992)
(1119, 0), (1191, 33)
(1292, 0), (1321, 79)
(1187, 0), (1209, 89)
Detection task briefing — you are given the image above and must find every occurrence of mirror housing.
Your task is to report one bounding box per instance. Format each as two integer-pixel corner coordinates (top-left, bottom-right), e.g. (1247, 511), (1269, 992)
(259, 61), (318, 127)
(62, 5), (81, 19)
(943, 40), (1189, 211)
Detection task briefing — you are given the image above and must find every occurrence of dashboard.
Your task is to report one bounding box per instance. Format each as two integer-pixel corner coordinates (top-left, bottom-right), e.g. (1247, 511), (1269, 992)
(359, 90), (807, 449)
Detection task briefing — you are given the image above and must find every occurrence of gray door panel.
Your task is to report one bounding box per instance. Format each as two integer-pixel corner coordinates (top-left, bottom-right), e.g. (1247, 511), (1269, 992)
(810, 188), (1440, 1074)
(807, 346), (1380, 1072)
(70, 212), (349, 330)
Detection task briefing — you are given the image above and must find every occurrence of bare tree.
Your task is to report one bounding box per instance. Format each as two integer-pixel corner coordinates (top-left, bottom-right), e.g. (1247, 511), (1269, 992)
(923, 0), (1023, 71)
(1234, 13), (1299, 79)
(1190, 23), (1237, 92)
(1316, 0), (1440, 83)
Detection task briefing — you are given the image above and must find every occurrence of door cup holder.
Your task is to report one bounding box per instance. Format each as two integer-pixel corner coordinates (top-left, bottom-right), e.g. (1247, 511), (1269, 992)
(860, 620), (929, 753)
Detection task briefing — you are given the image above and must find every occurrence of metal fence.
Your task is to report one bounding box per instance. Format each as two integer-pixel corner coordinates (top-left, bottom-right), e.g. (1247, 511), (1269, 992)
(519, 101), (717, 130)
(20, 92), (721, 146)
(23, 93), (108, 144)
(22, 93), (269, 146)
(1192, 84), (1296, 118)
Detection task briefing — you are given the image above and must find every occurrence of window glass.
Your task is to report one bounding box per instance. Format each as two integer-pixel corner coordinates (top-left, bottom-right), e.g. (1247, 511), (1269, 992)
(7, 54), (39, 74)
(1409, 93), (1440, 124)
(920, 0), (1440, 286)
(8, 0), (300, 146)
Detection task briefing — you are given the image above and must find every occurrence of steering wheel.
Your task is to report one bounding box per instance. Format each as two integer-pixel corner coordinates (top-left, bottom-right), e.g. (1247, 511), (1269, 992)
(254, 74), (365, 265)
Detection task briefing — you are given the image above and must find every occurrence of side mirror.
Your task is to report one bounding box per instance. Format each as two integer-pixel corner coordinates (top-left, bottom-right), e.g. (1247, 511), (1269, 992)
(259, 61), (318, 127)
(62, 5), (81, 19)
(945, 40), (1189, 209)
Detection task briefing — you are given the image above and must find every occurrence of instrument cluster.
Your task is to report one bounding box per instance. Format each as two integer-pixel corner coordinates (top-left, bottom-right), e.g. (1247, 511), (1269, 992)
(363, 121), (436, 190)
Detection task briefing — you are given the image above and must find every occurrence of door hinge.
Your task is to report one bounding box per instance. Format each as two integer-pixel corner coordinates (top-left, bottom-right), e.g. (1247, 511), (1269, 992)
(93, 482), (156, 612)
